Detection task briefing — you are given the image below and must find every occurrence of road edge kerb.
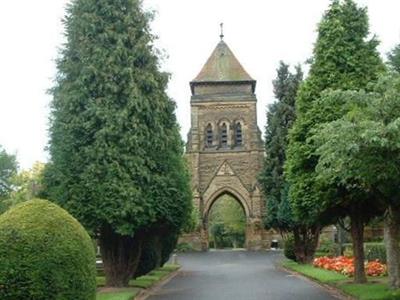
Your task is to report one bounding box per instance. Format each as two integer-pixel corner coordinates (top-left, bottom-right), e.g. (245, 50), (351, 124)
(277, 264), (355, 300)
(135, 267), (181, 300)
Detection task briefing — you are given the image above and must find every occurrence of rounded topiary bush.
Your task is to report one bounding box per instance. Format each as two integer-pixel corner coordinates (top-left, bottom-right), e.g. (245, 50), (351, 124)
(0, 199), (96, 300)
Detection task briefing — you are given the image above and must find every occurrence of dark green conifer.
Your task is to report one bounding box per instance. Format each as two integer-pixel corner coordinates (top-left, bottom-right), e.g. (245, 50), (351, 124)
(388, 44), (400, 73)
(259, 62), (302, 234)
(45, 0), (191, 286)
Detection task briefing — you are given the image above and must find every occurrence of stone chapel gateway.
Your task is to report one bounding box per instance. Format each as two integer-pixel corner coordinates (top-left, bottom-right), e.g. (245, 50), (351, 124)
(185, 38), (273, 250)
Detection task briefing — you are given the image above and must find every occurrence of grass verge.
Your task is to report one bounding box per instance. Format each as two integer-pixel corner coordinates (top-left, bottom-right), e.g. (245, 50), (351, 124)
(282, 259), (400, 300)
(97, 290), (138, 300)
(282, 259), (347, 283)
(96, 264), (180, 299)
(340, 282), (400, 300)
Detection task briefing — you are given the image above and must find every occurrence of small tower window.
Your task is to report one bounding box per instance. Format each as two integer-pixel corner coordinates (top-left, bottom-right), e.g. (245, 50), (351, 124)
(221, 123), (228, 147)
(206, 124), (213, 147)
(235, 122), (243, 146)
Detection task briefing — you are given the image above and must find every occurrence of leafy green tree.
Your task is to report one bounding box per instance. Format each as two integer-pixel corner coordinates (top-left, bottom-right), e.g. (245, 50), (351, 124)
(0, 146), (17, 212)
(285, 0), (384, 273)
(45, 0), (191, 286)
(259, 62), (302, 236)
(388, 44), (400, 73)
(9, 161), (45, 203)
(208, 195), (246, 248)
(314, 74), (400, 288)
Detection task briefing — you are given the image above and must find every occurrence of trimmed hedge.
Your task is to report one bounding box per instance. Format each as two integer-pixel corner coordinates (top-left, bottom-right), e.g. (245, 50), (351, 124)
(317, 239), (340, 256)
(366, 243), (387, 263)
(343, 242), (387, 263)
(0, 199), (96, 299)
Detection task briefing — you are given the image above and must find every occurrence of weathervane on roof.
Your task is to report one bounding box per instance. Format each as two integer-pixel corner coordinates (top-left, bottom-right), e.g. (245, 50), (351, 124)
(220, 22), (224, 41)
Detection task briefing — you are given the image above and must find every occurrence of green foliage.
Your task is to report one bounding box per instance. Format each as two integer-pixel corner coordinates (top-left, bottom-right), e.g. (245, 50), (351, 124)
(0, 199), (96, 300)
(7, 162), (46, 208)
(0, 146), (17, 211)
(208, 195), (246, 248)
(283, 235), (296, 261)
(388, 44), (400, 73)
(182, 205), (200, 233)
(317, 239), (339, 257)
(45, 0), (192, 235)
(96, 276), (106, 287)
(44, 1), (192, 282)
(343, 242), (387, 263)
(259, 62), (302, 232)
(285, 0), (384, 225)
(314, 74), (400, 214)
(366, 243), (387, 263)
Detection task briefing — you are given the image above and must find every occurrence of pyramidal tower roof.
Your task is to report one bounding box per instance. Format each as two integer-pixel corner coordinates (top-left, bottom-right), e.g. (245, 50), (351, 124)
(191, 40), (255, 83)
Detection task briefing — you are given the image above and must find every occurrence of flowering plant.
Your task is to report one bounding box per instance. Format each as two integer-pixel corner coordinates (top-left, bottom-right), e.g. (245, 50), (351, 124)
(313, 256), (386, 277)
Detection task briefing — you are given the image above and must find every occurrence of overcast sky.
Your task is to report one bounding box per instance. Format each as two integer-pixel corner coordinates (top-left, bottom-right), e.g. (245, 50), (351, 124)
(0, 0), (399, 169)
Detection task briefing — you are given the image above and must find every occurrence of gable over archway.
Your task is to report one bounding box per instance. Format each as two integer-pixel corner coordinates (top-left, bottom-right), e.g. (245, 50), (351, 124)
(204, 187), (250, 221)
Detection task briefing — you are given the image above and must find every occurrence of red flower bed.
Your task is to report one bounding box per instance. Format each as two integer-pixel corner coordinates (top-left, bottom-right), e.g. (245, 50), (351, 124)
(366, 260), (387, 277)
(313, 256), (386, 277)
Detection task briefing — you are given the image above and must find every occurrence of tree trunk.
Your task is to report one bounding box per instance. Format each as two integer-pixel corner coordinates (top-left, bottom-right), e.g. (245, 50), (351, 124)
(384, 205), (400, 289)
(99, 225), (144, 287)
(350, 213), (367, 283)
(151, 232), (164, 268)
(293, 225), (320, 264)
(337, 223), (344, 256)
(154, 236), (163, 267)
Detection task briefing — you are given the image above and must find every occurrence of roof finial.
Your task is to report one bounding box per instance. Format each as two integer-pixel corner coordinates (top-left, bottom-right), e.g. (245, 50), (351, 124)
(220, 22), (224, 41)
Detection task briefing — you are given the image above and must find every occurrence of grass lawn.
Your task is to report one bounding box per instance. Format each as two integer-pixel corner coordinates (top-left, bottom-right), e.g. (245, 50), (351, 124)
(97, 290), (138, 300)
(282, 259), (400, 300)
(282, 259), (346, 283)
(96, 264), (180, 299)
(340, 282), (400, 300)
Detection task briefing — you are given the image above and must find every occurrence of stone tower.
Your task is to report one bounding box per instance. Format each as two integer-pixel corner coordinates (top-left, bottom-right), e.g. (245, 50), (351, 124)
(185, 39), (270, 250)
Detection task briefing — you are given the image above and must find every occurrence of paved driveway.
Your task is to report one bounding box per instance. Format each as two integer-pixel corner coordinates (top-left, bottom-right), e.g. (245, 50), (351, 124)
(147, 250), (338, 300)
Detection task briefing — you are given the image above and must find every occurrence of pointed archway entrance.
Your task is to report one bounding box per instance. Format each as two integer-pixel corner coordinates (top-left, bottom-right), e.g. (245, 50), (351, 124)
(206, 192), (247, 249)
(196, 161), (268, 250)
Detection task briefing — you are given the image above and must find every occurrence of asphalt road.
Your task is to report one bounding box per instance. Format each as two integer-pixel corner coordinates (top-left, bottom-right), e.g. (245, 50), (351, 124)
(147, 250), (338, 300)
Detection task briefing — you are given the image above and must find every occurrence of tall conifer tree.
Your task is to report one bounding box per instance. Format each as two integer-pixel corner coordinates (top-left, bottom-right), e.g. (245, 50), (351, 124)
(285, 0), (384, 277)
(388, 44), (400, 73)
(45, 0), (191, 286)
(259, 62), (302, 235)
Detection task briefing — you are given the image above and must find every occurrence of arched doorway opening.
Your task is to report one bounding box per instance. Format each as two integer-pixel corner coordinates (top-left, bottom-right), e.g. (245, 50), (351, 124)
(203, 190), (250, 250)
